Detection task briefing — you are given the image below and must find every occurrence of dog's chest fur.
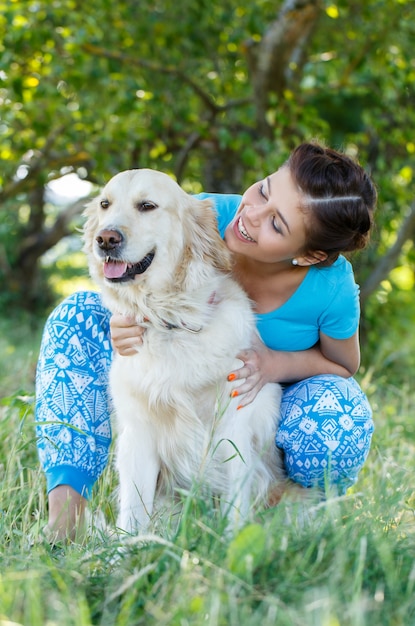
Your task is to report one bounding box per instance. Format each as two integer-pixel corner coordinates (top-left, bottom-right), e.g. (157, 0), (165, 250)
(109, 282), (256, 490)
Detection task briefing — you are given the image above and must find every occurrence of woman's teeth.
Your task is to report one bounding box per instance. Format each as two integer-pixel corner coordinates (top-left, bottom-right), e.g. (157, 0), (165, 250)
(238, 217), (255, 242)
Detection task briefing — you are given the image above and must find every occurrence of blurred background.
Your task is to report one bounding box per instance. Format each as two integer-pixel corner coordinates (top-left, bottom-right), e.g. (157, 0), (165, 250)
(1, 5), (415, 623)
(0, 0), (414, 395)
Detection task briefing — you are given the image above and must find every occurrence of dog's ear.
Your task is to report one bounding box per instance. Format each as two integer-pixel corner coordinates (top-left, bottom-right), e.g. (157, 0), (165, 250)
(82, 197), (100, 255)
(184, 197), (233, 273)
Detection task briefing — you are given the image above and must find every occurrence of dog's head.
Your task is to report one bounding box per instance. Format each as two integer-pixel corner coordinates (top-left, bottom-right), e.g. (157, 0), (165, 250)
(83, 169), (233, 296)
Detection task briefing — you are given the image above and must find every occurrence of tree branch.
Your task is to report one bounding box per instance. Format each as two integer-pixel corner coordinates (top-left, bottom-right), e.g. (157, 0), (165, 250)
(82, 43), (220, 114)
(0, 146), (90, 204)
(360, 201), (415, 304)
(17, 196), (92, 268)
(246, 0), (322, 129)
(0, 125), (65, 202)
(174, 131), (202, 183)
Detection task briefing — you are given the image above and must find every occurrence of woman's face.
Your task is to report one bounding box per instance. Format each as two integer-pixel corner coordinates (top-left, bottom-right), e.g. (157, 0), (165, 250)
(224, 166), (308, 266)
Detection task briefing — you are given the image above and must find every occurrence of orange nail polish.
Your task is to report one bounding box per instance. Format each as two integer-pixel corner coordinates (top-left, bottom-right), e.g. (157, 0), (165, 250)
(227, 373), (236, 382)
(237, 405), (243, 411)
(230, 389), (239, 398)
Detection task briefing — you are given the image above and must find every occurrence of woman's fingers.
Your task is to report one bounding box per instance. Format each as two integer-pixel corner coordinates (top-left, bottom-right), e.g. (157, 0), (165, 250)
(110, 314), (146, 354)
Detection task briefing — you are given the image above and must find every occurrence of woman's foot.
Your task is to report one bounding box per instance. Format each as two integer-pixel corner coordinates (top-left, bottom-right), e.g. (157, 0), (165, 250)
(44, 485), (87, 543)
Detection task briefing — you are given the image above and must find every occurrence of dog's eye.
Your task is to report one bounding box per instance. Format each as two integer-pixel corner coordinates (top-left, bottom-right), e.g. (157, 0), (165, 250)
(137, 201), (157, 212)
(100, 199), (110, 209)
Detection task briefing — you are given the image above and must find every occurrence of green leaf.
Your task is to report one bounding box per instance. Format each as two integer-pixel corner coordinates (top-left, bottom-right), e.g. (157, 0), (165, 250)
(226, 523), (267, 578)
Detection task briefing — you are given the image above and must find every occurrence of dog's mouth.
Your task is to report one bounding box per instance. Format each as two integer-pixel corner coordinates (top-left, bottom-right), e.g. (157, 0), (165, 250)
(103, 251), (155, 282)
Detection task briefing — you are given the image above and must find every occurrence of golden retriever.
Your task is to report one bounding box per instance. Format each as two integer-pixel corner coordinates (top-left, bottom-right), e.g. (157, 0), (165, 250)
(83, 169), (286, 534)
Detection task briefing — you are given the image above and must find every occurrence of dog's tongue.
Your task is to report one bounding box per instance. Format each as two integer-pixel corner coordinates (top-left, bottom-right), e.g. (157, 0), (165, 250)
(104, 260), (127, 279)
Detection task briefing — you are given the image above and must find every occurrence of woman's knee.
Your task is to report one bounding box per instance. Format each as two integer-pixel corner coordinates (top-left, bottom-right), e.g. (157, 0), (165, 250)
(276, 375), (374, 492)
(46, 291), (110, 331)
(40, 291), (112, 365)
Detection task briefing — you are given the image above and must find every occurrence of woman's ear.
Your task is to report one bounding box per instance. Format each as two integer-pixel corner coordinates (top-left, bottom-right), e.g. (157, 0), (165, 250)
(296, 250), (328, 266)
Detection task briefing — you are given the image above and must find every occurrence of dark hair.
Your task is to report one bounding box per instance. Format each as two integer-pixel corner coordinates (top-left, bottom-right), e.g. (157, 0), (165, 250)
(287, 142), (377, 266)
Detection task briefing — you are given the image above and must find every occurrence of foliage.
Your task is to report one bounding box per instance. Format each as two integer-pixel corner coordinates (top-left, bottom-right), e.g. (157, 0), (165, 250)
(0, 313), (43, 398)
(0, 0), (414, 316)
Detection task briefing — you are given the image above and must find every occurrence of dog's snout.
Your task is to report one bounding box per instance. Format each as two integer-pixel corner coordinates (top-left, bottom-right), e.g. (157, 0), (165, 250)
(96, 229), (124, 251)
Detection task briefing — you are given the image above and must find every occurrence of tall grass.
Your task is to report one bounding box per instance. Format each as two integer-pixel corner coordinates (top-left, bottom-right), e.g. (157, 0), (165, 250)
(1, 314), (415, 626)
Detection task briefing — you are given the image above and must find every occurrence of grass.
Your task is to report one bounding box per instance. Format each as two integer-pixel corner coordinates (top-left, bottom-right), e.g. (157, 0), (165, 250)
(1, 309), (415, 625)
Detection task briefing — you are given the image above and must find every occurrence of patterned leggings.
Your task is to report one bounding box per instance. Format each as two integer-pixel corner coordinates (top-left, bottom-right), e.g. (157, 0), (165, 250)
(35, 291), (374, 499)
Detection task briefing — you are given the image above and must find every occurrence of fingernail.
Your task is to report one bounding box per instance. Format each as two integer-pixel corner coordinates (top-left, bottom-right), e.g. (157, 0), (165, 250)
(230, 390), (239, 398)
(227, 373), (236, 382)
(237, 405), (243, 411)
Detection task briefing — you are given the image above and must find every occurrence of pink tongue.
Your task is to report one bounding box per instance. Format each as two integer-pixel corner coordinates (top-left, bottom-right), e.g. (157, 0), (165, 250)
(104, 261), (128, 279)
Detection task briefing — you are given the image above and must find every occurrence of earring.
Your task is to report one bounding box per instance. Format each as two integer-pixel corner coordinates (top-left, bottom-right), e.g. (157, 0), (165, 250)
(292, 259), (298, 266)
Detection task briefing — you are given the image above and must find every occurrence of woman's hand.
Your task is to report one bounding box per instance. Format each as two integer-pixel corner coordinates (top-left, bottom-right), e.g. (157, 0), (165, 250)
(227, 331), (361, 408)
(110, 314), (146, 355)
(227, 334), (276, 408)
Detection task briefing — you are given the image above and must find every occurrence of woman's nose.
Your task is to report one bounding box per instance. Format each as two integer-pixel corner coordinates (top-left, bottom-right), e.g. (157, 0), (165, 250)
(244, 202), (269, 226)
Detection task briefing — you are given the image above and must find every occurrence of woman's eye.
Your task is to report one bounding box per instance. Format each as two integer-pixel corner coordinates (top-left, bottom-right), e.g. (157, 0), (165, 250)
(259, 183), (267, 199)
(137, 201), (157, 212)
(100, 199), (110, 209)
(272, 217), (282, 234)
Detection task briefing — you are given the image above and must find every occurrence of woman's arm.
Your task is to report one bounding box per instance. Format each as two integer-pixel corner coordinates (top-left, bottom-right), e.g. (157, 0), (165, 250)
(110, 314), (361, 408)
(228, 331), (361, 408)
(319, 331), (360, 376)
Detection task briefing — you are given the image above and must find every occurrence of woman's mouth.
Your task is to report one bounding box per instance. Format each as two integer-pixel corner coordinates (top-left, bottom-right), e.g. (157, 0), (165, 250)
(236, 216), (255, 242)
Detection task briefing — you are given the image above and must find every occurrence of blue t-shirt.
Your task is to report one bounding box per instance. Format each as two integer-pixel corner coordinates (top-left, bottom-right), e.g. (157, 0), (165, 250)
(197, 192), (360, 352)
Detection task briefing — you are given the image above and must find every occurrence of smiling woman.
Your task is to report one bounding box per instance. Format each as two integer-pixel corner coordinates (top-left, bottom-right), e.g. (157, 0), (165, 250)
(224, 167), (308, 266)
(35, 141), (377, 542)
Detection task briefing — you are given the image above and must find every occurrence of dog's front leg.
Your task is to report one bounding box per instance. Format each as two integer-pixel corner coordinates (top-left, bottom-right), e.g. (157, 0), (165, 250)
(218, 430), (253, 532)
(116, 424), (159, 535)
(225, 453), (253, 531)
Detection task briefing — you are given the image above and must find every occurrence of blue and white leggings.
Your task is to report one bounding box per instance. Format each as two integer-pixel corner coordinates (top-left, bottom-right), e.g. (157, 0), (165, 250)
(35, 291), (374, 499)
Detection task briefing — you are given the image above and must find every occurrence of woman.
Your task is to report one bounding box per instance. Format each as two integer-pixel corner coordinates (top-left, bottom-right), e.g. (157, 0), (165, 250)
(35, 142), (377, 541)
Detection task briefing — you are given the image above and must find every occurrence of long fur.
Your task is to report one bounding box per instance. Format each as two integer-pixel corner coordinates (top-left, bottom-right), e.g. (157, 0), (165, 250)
(84, 169), (288, 534)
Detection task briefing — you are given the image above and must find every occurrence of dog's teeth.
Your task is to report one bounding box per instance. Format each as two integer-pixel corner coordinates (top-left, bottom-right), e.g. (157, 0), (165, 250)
(105, 256), (110, 263)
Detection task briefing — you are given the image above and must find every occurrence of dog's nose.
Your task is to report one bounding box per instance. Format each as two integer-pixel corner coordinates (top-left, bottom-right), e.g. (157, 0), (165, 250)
(96, 229), (124, 251)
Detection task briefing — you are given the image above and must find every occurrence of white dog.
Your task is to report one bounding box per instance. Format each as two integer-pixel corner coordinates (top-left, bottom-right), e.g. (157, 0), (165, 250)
(84, 169), (288, 534)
